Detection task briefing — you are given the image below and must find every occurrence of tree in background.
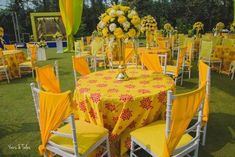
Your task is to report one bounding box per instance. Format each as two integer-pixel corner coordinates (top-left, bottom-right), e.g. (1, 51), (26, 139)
(0, 0), (233, 42)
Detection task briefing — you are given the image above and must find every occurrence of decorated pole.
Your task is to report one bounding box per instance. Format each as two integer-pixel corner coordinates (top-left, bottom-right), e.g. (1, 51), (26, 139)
(59, 0), (83, 53)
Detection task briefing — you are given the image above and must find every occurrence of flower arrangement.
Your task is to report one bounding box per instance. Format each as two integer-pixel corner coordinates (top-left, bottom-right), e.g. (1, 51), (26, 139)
(164, 23), (173, 32)
(230, 22), (235, 32)
(163, 23), (173, 37)
(53, 31), (63, 40)
(140, 15), (157, 33)
(193, 22), (204, 31)
(215, 22), (225, 32)
(37, 40), (47, 48)
(97, 5), (141, 40)
(193, 22), (204, 36)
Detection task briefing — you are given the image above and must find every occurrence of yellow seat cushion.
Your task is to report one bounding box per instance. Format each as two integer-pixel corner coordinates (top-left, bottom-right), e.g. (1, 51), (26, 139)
(0, 65), (8, 69)
(49, 120), (108, 155)
(166, 65), (177, 74)
(202, 57), (221, 61)
(19, 61), (32, 67)
(130, 121), (193, 156)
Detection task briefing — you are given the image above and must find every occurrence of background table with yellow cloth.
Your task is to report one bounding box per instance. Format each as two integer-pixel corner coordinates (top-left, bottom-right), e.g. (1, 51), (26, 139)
(0, 50), (26, 81)
(137, 47), (172, 64)
(73, 69), (175, 156)
(214, 45), (235, 73)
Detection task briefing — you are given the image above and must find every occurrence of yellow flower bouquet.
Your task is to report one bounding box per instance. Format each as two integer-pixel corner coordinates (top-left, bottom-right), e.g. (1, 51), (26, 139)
(140, 15), (157, 33)
(97, 5), (141, 80)
(140, 15), (157, 48)
(53, 31), (63, 40)
(216, 22), (225, 32)
(230, 22), (235, 32)
(163, 23), (173, 37)
(193, 21), (204, 36)
(97, 5), (141, 40)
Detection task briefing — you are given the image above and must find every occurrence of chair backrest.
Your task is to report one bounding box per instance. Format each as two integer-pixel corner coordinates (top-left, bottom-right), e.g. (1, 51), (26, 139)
(185, 42), (194, 65)
(199, 40), (213, 59)
(35, 61), (60, 93)
(141, 53), (163, 73)
(183, 37), (194, 46)
(199, 60), (211, 123)
(91, 37), (104, 55)
(4, 44), (16, 50)
(157, 39), (168, 49)
(28, 45), (38, 64)
(0, 50), (6, 68)
(176, 46), (187, 74)
(178, 34), (186, 45)
(222, 38), (235, 46)
(30, 83), (79, 157)
(163, 85), (206, 156)
(158, 53), (167, 74)
(74, 40), (80, 53)
(86, 36), (92, 45)
(72, 56), (91, 86)
(212, 36), (222, 48)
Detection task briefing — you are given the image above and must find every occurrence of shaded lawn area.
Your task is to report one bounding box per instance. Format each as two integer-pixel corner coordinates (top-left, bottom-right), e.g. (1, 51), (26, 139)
(0, 48), (234, 157)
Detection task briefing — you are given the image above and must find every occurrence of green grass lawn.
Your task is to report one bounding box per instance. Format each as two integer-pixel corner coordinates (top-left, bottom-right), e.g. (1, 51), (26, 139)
(0, 48), (234, 157)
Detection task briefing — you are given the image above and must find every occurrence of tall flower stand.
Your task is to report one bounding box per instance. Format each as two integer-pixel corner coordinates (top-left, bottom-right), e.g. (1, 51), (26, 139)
(37, 47), (47, 61)
(56, 39), (63, 53)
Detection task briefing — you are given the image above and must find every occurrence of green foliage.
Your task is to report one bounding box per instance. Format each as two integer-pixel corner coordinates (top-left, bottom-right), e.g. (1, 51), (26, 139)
(0, 0), (233, 42)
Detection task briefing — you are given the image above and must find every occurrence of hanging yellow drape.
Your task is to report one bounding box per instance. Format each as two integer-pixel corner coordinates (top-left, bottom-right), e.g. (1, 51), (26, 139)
(162, 85), (206, 157)
(59, 0), (83, 52)
(72, 56), (90, 75)
(141, 53), (162, 73)
(125, 47), (134, 63)
(35, 64), (61, 93)
(38, 90), (72, 155)
(199, 60), (210, 123)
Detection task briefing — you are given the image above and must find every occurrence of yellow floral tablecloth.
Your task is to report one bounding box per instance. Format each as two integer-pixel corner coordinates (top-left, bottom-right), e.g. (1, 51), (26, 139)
(0, 50), (26, 81)
(214, 45), (235, 73)
(73, 69), (175, 156)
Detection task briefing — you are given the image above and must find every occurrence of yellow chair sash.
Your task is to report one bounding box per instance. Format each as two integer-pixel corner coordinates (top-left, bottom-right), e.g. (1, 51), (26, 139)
(141, 53), (162, 73)
(36, 65), (61, 93)
(199, 60), (210, 123)
(30, 45), (38, 64)
(162, 85), (206, 157)
(38, 90), (72, 155)
(175, 46), (187, 75)
(72, 56), (90, 75)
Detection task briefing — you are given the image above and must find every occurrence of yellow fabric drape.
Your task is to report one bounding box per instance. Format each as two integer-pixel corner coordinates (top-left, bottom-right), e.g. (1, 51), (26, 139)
(175, 47), (187, 75)
(72, 56), (90, 75)
(38, 90), (72, 155)
(35, 64), (61, 93)
(141, 53), (162, 73)
(162, 85), (206, 157)
(30, 45), (38, 64)
(59, 0), (83, 52)
(199, 60), (210, 123)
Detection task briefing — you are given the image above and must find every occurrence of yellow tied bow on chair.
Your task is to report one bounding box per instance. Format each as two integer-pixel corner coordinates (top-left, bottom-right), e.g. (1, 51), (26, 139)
(36, 64), (61, 93)
(38, 90), (72, 156)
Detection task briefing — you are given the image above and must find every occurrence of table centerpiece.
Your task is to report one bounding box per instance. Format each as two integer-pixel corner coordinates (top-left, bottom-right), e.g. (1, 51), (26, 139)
(97, 4), (141, 80)
(140, 15), (157, 48)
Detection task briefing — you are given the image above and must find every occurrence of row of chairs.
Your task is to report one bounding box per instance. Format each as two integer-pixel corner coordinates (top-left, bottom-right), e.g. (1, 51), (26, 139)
(30, 60), (210, 157)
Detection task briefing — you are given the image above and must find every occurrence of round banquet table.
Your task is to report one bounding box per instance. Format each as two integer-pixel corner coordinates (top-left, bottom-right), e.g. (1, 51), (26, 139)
(1, 50), (26, 81)
(73, 69), (175, 156)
